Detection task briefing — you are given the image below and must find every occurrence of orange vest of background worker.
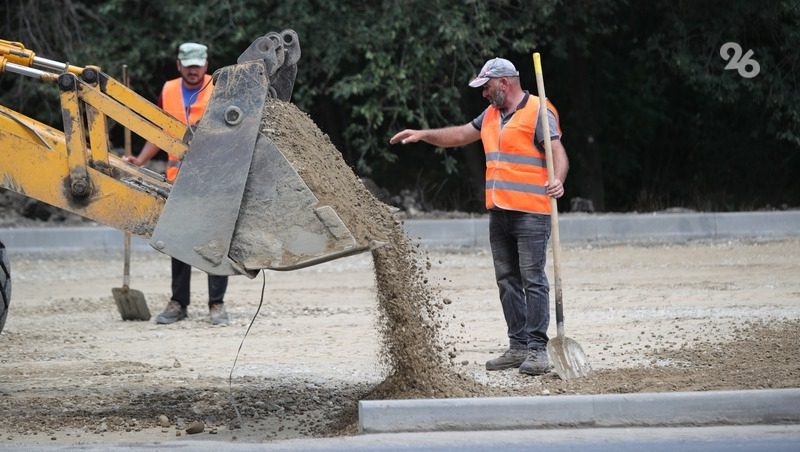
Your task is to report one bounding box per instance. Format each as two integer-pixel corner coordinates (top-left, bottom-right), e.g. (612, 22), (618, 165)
(160, 72), (214, 182)
(481, 97), (560, 215)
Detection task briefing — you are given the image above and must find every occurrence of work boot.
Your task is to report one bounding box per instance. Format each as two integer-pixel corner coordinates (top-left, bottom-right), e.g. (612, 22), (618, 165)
(156, 300), (187, 325)
(485, 348), (528, 371)
(519, 349), (551, 376)
(209, 303), (229, 326)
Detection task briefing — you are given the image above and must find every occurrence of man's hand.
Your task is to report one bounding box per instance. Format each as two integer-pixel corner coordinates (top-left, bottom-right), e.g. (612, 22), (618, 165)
(390, 124), (480, 148)
(125, 142), (161, 167)
(122, 155), (142, 166)
(545, 179), (565, 198)
(389, 129), (424, 145)
(547, 140), (569, 198)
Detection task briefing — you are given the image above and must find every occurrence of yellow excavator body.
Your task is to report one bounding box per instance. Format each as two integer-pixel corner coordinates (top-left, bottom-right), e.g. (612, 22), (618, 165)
(0, 30), (372, 276)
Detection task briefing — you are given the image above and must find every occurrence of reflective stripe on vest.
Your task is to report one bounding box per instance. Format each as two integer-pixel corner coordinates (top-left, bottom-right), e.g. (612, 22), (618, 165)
(485, 151), (546, 168)
(481, 96), (552, 214)
(161, 74), (214, 182)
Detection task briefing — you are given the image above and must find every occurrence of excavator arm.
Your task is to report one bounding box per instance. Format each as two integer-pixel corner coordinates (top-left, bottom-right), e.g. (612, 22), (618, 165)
(1, 37), (196, 235)
(0, 31), (372, 277)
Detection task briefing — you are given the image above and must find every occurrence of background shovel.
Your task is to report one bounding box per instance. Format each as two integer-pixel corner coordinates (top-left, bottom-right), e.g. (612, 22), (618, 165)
(112, 65), (151, 321)
(112, 233), (150, 321)
(533, 53), (590, 380)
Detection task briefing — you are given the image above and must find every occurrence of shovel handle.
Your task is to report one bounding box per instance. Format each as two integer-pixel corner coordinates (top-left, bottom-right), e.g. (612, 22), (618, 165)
(122, 65), (132, 157)
(121, 64), (132, 288)
(123, 232), (131, 288)
(533, 53), (565, 338)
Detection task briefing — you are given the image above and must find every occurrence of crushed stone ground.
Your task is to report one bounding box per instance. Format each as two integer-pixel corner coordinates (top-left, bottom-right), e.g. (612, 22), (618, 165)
(1, 239), (799, 446)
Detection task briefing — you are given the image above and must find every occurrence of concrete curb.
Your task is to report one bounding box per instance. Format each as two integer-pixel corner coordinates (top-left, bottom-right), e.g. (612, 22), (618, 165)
(1, 211), (798, 252)
(358, 388), (800, 433)
(404, 210), (800, 248)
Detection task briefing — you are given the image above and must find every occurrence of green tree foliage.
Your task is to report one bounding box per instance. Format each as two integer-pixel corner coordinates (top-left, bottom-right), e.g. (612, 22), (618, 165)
(591, 0), (800, 211)
(2, 0), (798, 211)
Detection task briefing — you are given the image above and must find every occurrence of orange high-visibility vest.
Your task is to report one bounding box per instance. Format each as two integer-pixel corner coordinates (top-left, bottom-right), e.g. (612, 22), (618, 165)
(481, 96), (558, 214)
(161, 74), (214, 182)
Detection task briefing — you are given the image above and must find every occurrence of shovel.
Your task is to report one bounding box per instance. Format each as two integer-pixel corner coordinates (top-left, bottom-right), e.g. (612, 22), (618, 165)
(533, 53), (590, 380)
(112, 64), (151, 321)
(112, 233), (151, 320)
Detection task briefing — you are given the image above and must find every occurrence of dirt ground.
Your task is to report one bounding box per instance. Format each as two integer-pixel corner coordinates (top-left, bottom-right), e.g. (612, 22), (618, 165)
(0, 237), (798, 447)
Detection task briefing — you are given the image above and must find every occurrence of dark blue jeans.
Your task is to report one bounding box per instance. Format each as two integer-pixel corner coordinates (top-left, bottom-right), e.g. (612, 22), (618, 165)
(171, 257), (228, 308)
(489, 209), (551, 351)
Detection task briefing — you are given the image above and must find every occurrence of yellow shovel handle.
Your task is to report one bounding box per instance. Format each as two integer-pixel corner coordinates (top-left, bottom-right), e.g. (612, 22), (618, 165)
(533, 52), (543, 75)
(532, 51), (565, 338)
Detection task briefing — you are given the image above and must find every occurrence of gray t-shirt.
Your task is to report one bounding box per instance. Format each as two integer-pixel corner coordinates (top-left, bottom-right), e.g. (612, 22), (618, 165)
(471, 92), (561, 149)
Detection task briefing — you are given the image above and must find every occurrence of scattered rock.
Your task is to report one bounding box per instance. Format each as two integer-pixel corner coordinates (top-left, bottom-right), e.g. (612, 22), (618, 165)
(185, 421), (204, 435)
(158, 415), (170, 428)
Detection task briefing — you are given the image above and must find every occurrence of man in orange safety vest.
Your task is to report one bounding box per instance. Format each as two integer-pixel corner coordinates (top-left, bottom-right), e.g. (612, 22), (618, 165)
(390, 57), (569, 376)
(125, 42), (229, 326)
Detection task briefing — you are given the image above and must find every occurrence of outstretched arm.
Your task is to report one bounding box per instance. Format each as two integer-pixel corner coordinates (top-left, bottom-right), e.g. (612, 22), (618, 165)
(390, 123), (480, 148)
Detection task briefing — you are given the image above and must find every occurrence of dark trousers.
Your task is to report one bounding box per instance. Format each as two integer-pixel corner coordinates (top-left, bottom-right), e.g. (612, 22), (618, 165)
(171, 258), (228, 308)
(489, 209), (551, 351)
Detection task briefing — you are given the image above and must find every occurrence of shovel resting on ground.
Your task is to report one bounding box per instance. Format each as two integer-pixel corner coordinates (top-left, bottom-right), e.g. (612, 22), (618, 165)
(533, 53), (591, 380)
(111, 65), (151, 321)
(112, 232), (151, 321)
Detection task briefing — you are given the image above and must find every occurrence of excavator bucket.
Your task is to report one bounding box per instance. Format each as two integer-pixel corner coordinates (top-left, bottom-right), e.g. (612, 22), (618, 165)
(150, 30), (372, 276)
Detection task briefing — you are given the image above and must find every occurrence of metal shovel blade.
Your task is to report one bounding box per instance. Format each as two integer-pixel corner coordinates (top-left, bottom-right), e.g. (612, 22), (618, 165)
(112, 287), (151, 321)
(547, 335), (591, 380)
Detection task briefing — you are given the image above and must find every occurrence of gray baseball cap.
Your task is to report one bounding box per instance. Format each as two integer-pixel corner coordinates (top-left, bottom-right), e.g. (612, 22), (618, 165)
(468, 57), (519, 88)
(178, 42), (207, 67)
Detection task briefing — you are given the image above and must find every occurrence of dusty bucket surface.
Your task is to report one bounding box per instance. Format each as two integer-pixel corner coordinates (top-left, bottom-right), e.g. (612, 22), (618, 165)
(227, 101), (381, 271)
(250, 99), (387, 245)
